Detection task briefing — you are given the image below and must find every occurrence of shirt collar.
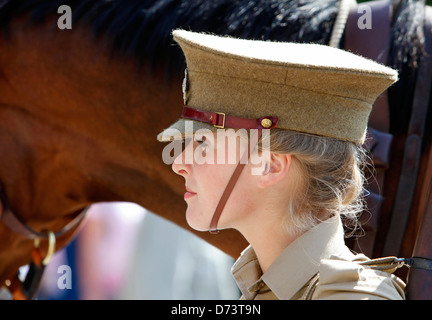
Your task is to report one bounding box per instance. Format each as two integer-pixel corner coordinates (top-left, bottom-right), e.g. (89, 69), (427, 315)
(231, 215), (354, 300)
(231, 243), (262, 300)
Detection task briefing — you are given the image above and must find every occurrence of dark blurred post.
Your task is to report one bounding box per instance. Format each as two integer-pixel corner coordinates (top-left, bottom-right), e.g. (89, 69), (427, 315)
(406, 195), (432, 299)
(405, 4), (432, 300)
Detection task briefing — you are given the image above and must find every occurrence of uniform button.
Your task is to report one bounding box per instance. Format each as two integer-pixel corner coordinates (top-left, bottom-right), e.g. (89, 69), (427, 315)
(261, 118), (273, 128)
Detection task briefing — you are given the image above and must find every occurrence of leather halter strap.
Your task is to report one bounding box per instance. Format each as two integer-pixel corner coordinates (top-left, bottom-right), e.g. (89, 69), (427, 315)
(0, 190), (87, 240)
(181, 106), (278, 233)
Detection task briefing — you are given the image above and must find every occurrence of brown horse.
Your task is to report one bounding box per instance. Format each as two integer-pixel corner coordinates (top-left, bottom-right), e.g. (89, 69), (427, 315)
(0, 13), (248, 287)
(0, 0), (430, 298)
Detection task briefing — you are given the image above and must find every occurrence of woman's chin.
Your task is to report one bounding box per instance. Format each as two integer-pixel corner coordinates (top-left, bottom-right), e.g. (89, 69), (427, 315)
(185, 211), (210, 232)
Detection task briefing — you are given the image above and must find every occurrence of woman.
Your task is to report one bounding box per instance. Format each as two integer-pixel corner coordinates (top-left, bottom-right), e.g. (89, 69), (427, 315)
(158, 30), (406, 300)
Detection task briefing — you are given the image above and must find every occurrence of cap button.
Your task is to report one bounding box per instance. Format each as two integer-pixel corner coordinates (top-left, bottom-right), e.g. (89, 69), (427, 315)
(261, 118), (273, 128)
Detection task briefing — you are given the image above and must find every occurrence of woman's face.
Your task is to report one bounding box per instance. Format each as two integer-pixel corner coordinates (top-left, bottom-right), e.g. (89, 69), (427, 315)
(172, 129), (260, 231)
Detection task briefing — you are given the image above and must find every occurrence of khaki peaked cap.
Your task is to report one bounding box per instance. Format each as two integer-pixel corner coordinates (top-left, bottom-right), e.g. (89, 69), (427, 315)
(157, 29), (398, 145)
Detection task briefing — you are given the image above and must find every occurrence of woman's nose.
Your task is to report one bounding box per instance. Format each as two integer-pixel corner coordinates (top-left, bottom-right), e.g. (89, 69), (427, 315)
(172, 139), (193, 176)
(172, 158), (189, 176)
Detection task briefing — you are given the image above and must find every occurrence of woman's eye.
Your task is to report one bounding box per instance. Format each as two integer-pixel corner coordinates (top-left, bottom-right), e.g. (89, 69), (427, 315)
(196, 139), (207, 146)
(181, 138), (192, 150)
(195, 136), (208, 147)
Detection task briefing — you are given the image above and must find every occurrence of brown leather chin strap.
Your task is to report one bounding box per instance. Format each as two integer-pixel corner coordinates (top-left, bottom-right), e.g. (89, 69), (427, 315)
(208, 127), (264, 233)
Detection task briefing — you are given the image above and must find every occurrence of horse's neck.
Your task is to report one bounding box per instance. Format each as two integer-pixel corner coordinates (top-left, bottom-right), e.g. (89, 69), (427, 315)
(0, 20), (183, 231)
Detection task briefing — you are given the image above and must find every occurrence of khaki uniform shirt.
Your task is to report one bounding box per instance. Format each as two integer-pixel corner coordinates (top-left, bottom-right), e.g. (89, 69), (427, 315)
(231, 216), (406, 300)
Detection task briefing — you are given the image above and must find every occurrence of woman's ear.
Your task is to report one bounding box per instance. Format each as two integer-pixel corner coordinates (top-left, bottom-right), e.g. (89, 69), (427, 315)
(258, 153), (293, 189)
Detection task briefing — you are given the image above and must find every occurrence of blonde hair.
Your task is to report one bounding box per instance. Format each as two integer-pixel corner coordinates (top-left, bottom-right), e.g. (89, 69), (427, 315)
(259, 129), (367, 237)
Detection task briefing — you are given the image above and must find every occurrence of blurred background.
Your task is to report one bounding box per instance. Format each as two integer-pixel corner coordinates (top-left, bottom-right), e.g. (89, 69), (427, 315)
(37, 202), (241, 300)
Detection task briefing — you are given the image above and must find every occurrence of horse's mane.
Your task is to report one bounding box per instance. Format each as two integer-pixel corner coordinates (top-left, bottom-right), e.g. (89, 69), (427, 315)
(0, 0), (339, 74)
(388, 0), (426, 134)
(0, 0), (426, 132)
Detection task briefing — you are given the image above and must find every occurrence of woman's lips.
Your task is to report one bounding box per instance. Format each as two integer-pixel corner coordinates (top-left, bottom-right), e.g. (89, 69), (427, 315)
(184, 186), (197, 199)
